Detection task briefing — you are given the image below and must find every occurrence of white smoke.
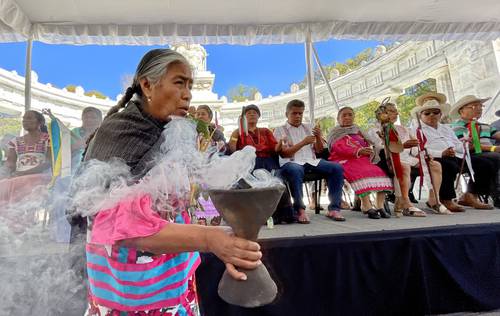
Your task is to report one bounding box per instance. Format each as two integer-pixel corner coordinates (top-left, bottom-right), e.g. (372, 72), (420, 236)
(0, 116), (283, 315)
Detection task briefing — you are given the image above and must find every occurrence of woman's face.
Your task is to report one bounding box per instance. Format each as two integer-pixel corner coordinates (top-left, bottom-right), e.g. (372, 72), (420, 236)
(245, 109), (260, 125)
(420, 108), (442, 127)
(338, 109), (354, 127)
(141, 62), (193, 121)
(195, 109), (211, 123)
(22, 111), (40, 132)
(82, 111), (102, 132)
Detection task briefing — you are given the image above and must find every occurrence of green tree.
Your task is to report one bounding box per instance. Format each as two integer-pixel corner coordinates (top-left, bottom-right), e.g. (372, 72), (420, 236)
(84, 90), (107, 99)
(227, 84), (260, 102)
(0, 117), (21, 139)
(65, 84), (76, 93)
(316, 116), (336, 136)
(395, 78), (436, 125)
(354, 101), (380, 130)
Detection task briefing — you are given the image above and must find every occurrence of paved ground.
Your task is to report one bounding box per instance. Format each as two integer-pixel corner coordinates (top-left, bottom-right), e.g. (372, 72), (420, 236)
(259, 200), (500, 240)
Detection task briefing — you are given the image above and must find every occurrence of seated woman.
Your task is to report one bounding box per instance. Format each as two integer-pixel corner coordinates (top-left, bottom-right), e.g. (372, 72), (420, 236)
(0, 110), (51, 205)
(195, 104), (227, 154)
(71, 106), (103, 168)
(327, 107), (393, 219)
(228, 104), (294, 223)
(370, 101), (448, 216)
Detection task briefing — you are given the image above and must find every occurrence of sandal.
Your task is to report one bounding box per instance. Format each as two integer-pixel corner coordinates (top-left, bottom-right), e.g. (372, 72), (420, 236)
(426, 202), (453, 215)
(326, 210), (346, 222)
(296, 209), (310, 224)
(402, 206), (427, 217)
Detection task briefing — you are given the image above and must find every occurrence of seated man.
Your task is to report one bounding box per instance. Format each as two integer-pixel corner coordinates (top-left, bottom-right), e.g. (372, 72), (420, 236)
(450, 95), (500, 207)
(274, 99), (345, 223)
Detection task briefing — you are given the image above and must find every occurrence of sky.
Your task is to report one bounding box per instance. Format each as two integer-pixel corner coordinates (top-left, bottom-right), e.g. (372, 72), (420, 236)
(0, 39), (383, 100)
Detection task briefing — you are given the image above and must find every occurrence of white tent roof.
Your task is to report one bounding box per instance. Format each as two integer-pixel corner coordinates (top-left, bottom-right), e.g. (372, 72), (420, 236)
(1, 0), (500, 45)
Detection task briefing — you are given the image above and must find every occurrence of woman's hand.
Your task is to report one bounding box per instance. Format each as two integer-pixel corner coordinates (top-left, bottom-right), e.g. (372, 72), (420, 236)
(358, 147), (373, 157)
(206, 227), (262, 281)
(404, 139), (419, 148)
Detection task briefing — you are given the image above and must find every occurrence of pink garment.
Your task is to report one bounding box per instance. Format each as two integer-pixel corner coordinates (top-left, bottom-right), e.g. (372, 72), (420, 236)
(329, 134), (393, 196)
(91, 194), (168, 245)
(0, 173), (50, 205)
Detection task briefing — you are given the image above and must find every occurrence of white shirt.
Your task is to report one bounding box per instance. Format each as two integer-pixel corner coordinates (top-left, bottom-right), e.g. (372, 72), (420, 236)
(273, 122), (321, 167)
(367, 124), (419, 166)
(411, 122), (464, 159)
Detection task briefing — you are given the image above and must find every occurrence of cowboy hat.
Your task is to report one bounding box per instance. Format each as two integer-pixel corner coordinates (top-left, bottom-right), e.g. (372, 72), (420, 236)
(415, 92), (447, 107)
(411, 98), (450, 117)
(449, 95), (491, 118)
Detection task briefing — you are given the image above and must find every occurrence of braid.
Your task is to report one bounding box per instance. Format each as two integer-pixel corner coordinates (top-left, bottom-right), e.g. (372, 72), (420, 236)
(82, 85), (137, 160)
(106, 85), (136, 118)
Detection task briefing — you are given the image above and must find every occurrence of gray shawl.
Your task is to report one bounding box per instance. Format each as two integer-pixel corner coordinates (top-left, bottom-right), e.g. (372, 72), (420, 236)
(84, 100), (166, 177)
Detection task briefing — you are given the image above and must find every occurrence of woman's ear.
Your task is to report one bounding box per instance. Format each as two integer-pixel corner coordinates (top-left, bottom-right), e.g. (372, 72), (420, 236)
(139, 78), (153, 99)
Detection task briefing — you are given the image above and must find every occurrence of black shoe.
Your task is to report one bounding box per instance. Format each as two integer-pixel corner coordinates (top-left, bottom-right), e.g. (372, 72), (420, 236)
(377, 208), (391, 219)
(364, 208), (380, 219)
(409, 192), (418, 204)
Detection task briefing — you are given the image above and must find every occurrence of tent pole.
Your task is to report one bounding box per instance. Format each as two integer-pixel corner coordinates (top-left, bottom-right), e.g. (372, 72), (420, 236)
(312, 44), (339, 112)
(304, 31), (315, 123)
(24, 37), (33, 112)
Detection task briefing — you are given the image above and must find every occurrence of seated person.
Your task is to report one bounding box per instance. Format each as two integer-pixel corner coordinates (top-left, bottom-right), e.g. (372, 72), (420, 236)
(328, 107), (392, 219)
(274, 99), (345, 223)
(412, 94), (492, 210)
(450, 95), (500, 207)
(195, 104), (226, 153)
(369, 101), (448, 215)
(71, 107), (103, 168)
(228, 104), (294, 223)
(0, 110), (51, 204)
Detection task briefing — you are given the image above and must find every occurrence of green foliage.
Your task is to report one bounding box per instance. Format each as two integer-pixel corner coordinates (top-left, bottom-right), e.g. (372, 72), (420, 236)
(316, 116), (336, 136)
(296, 48), (372, 87)
(395, 79), (436, 126)
(354, 101), (380, 130)
(84, 90), (107, 99)
(351, 79), (436, 129)
(227, 84), (260, 102)
(0, 117), (21, 139)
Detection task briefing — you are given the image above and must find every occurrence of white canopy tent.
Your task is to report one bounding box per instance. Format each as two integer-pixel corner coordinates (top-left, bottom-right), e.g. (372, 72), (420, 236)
(1, 0), (500, 117)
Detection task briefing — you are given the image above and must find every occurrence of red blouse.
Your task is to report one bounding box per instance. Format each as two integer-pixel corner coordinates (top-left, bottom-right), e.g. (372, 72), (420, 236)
(236, 128), (277, 158)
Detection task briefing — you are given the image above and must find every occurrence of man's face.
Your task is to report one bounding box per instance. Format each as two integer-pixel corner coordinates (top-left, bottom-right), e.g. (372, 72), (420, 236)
(459, 101), (483, 120)
(286, 106), (304, 127)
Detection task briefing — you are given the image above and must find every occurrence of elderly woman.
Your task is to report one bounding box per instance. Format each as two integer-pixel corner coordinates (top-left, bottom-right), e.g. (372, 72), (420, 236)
(450, 95), (500, 208)
(195, 104), (226, 153)
(0, 110), (51, 204)
(411, 94), (492, 211)
(228, 104), (294, 223)
(370, 101), (448, 215)
(328, 107), (393, 219)
(82, 49), (261, 315)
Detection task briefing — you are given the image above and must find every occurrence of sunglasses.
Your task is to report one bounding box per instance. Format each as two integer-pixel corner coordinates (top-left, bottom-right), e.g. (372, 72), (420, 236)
(422, 110), (441, 116)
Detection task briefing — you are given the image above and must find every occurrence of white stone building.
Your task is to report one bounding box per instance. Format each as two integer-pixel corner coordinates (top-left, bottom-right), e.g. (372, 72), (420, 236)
(1, 41), (499, 134)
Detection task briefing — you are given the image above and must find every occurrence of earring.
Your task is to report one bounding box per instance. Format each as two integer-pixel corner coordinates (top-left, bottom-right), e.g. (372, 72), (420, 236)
(146, 96), (152, 102)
